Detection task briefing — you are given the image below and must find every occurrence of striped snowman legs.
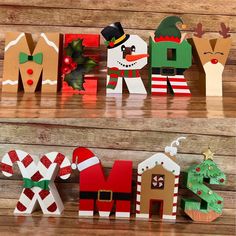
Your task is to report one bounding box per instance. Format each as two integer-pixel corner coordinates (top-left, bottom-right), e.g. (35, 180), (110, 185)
(151, 74), (191, 96)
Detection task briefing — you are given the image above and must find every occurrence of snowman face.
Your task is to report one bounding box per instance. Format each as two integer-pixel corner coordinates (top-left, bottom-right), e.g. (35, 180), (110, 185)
(107, 35), (147, 70)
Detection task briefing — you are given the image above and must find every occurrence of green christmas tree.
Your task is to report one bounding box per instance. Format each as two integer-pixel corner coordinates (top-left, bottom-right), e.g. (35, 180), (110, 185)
(62, 39), (97, 91)
(181, 148), (226, 215)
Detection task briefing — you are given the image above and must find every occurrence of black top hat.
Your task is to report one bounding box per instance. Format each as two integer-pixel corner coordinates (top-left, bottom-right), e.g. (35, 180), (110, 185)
(101, 22), (130, 48)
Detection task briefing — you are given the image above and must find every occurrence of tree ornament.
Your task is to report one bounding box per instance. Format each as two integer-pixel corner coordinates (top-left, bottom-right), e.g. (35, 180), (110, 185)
(181, 148), (226, 222)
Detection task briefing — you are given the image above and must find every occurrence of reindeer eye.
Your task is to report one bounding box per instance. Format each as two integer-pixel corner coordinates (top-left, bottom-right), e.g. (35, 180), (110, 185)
(131, 45), (136, 52)
(204, 52), (213, 54)
(121, 45), (125, 52)
(215, 52), (224, 55)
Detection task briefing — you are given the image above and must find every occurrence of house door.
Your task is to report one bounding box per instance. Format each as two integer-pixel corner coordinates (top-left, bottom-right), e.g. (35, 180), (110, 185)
(149, 199), (163, 219)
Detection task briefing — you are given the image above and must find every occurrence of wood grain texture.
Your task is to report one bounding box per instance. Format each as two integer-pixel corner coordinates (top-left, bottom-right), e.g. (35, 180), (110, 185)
(0, 1), (235, 234)
(0, 0), (235, 96)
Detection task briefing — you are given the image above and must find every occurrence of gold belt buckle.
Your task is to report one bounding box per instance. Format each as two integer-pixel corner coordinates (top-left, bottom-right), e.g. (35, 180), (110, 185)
(98, 190), (113, 202)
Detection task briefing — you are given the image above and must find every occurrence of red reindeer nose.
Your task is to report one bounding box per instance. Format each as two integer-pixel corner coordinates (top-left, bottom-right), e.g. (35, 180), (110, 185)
(211, 59), (218, 64)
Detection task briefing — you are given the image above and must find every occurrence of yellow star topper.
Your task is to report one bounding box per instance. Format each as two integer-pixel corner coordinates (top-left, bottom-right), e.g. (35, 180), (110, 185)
(203, 147), (214, 160)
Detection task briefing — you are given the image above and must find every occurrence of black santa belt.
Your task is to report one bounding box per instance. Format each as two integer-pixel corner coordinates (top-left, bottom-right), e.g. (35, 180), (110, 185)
(80, 190), (131, 202)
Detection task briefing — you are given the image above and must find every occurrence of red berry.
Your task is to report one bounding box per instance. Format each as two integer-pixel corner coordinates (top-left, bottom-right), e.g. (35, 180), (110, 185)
(27, 69), (33, 75)
(62, 66), (71, 75)
(211, 58), (218, 64)
(197, 190), (202, 195)
(63, 56), (73, 65)
(220, 178), (225, 183)
(27, 79), (33, 86)
(217, 200), (222, 204)
(70, 62), (77, 70)
(109, 42), (115, 47)
(196, 167), (201, 172)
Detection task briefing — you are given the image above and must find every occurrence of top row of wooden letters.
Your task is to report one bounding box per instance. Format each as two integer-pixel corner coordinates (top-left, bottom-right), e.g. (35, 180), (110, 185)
(1, 16), (232, 96)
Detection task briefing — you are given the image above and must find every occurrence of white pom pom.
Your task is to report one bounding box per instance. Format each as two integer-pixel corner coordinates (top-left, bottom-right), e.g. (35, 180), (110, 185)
(71, 163), (77, 170)
(165, 146), (177, 156)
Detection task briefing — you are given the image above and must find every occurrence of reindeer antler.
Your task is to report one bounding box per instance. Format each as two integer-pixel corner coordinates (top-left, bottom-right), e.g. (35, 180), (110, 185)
(193, 23), (205, 38)
(219, 23), (231, 38)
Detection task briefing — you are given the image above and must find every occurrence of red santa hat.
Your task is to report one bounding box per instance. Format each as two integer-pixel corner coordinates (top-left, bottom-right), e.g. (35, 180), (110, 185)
(71, 147), (100, 171)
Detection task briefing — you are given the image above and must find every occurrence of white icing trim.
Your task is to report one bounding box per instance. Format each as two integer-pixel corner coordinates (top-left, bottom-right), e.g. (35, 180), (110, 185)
(136, 195), (141, 202)
(77, 156), (99, 171)
(163, 215), (176, 220)
(2, 80), (18, 85)
(42, 80), (57, 85)
(137, 153), (180, 175)
(174, 187), (179, 194)
(40, 33), (58, 53)
(137, 185), (141, 192)
(172, 206), (177, 212)
(174, 178), (179, 184)
(5, 33), (25, 52)
(136, 213), (149, 218)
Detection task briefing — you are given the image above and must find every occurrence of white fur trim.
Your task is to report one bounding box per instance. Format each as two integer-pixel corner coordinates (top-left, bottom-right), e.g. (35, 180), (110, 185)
(79, 210), (93, 216)
(99, 211), (110, 217)
(77, 156), (99, 171)
(116, 212), (130, 218)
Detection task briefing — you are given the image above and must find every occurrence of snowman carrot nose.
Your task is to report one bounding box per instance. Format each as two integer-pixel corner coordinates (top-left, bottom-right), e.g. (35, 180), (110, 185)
(125, 54), (149, 62)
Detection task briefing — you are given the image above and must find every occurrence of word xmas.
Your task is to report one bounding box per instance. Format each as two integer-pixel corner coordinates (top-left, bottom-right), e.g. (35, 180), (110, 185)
(0, 138), (226, 222)
(2, 17), (232, 96)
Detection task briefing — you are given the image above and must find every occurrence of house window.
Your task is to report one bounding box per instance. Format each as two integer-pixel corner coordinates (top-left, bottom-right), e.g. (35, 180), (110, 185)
(151, 174), (165, 189)
(167, 48), (176, 61)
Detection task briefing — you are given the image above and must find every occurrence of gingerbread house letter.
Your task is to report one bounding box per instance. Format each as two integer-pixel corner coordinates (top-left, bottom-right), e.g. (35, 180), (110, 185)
(136, 138), (185, 220)
(2, 32), (63, 93)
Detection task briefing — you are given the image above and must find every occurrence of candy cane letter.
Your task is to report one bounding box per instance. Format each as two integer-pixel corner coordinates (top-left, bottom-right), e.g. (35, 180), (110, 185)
(72, 147), (133, 218)
(1, 150), (72, 215)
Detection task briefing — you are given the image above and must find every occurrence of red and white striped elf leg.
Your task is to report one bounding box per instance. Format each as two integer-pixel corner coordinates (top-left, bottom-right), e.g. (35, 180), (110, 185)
(168, 75), (191, 96)
(162, 175), (179, 220)
(151, 74), (168, 96)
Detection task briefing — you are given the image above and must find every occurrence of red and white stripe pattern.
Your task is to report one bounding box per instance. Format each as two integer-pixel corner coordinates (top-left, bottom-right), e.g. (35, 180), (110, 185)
(163, 175), (179, 220)
(136, 173), (148, 218)
(151, 74), (191, 96)
(0, 150), (71, 215)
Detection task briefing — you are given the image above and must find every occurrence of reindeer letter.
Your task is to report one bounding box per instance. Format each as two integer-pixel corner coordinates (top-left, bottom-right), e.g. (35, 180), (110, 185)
(189, 23), (231, 96)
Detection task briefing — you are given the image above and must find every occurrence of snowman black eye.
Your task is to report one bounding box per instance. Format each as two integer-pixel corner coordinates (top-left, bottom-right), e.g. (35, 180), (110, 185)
(121, 45), (126, 52)
(131, 45), (136, 52)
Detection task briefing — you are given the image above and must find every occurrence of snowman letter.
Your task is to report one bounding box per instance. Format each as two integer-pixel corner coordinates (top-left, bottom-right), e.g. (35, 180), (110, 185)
(72, 147), (133, 218)
(2, 32), (62, 93)
(101, 22), (148, 94)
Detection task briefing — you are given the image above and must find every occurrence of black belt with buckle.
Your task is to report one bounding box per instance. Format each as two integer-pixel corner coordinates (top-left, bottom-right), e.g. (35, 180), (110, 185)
(80, 190), (131, 202)
(152, 68), (185, 76)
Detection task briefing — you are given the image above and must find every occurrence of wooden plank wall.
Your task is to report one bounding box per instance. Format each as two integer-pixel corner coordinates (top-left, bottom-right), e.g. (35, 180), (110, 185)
(0, 118), (235, 218)
(0, 0), (235, 96)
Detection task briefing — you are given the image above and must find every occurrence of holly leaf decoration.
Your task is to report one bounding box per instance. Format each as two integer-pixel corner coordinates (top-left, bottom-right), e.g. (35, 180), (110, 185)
(64, 68), (85, 91)
(84, 58), (97, 73)
(63, 38), (97, 91)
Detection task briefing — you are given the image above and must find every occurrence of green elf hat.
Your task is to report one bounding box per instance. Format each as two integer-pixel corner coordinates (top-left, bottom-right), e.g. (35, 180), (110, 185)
(154, 16), (186, 43)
